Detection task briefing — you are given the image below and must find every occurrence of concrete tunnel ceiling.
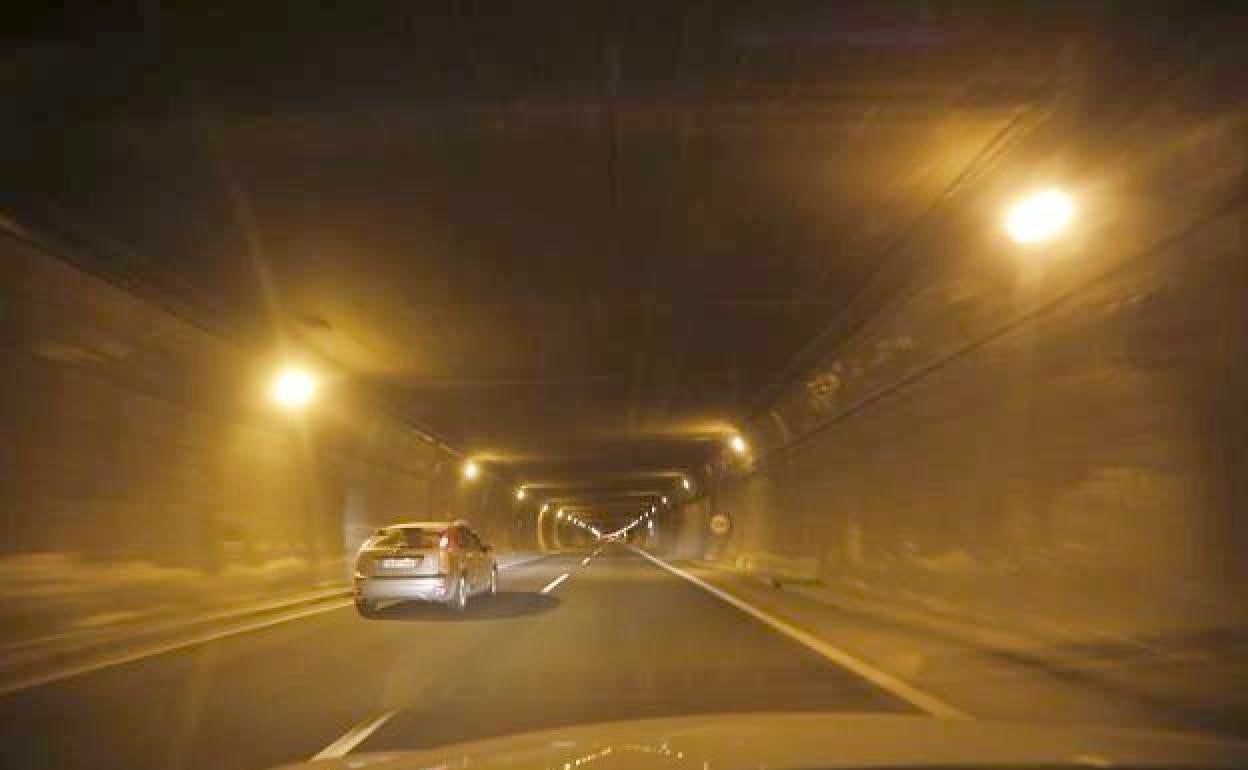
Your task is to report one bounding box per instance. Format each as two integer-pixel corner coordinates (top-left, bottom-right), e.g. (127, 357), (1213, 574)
(5, 2), (1179, 522)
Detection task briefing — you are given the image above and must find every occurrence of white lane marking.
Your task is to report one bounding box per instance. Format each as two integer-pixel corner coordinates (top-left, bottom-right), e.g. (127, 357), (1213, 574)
(312, 709), (397, 760)
(581, 557), (592, 566)
(494, 553), (548, 571)
(317, 555), (564, 759)
(540, 573), (570, 594)
(631, 547), (970, 720)
(1, 554), (550, 697)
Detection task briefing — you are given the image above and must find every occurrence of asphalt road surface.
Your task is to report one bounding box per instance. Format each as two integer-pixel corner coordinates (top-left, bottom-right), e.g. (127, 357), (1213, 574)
(0, 546), (914, 770)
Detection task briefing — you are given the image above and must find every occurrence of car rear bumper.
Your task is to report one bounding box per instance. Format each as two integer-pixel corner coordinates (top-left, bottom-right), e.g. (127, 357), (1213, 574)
(355, 575), (452, 602)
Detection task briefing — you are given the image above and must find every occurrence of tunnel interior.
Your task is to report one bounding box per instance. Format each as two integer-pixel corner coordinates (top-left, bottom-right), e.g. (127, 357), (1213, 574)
(2, 2), (1247, 757)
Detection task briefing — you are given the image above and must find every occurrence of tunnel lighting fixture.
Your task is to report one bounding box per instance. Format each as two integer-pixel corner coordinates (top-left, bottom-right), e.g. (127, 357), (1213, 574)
(1005, 188), (1074, 244)
(730, 434), (748, 454)
(661, 496), (668, 505)
(270, 367), (317, 409)
(515, 488), (526, 501)
(681, 477), (691, 491)
(462, 461), (480, 480)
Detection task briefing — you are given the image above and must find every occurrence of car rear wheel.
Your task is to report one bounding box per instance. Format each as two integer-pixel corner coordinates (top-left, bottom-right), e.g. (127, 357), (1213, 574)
(447, 574), (468, 612)
(354, 598), (379, 618)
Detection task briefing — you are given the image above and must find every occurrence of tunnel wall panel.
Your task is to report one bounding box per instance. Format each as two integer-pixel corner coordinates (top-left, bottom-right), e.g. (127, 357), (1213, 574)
(672, 102), (1248, 642)
(1, 231), (526, 645)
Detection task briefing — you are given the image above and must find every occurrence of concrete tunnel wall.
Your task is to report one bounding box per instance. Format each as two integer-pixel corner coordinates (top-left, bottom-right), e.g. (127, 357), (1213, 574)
(1, 227), (534, 642)
(664, 82), (1248, 643)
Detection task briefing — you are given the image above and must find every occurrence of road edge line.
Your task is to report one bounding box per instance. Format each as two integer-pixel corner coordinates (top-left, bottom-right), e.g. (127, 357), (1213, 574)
(312, 709), (397, 760)
(0, 552), (550, 697)
(631, 547), (970, 720)
(0, 598), (355, 698)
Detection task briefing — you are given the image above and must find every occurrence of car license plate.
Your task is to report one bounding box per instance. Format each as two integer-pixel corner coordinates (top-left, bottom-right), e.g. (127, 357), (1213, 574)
(381, 557), (419, 569)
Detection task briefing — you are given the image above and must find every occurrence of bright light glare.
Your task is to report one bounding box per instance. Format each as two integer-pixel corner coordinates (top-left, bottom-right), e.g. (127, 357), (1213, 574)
(661, 496), (668, 505)
(271, 367), (316, 409)
(462, 461), (480, 480)
(730, 435), (748, 454)
(1006, 188), (1074, 244)
(681, 478), (691, 491)
(515, 488), (526, 500)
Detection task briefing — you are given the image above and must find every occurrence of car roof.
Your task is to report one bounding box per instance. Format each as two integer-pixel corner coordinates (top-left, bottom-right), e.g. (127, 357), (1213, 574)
(388, 520), (468, 530)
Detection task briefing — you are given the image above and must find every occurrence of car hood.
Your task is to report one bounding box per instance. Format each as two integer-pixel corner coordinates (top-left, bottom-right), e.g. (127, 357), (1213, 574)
(282, 712), (1248, 770)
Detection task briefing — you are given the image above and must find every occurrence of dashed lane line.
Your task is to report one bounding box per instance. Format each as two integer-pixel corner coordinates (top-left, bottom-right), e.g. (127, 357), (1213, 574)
(311, 710), (397, 760)
(540, 573), (570, 594)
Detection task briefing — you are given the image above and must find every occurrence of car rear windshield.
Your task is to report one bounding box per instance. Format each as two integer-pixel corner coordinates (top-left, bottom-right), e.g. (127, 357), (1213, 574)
(373, 528), (444, 549)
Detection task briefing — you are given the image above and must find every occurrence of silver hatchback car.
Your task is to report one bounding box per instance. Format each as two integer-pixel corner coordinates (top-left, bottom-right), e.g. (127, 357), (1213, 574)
(353, 520), (498, 616)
